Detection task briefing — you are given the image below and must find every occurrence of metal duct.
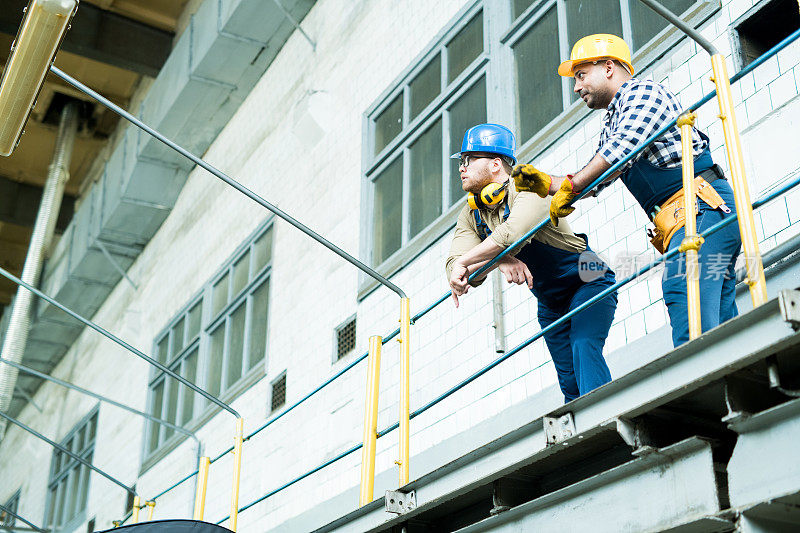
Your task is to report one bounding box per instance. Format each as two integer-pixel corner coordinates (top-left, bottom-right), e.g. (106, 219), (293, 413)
(0, 102), (79, 437)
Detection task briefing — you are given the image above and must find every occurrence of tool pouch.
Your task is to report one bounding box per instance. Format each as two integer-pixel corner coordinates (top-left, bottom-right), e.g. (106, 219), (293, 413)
(648, 177), (727, 254)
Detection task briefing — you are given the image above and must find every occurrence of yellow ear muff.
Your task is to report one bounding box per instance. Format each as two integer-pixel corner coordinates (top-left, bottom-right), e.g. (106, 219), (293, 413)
(468, 181), (508, 210)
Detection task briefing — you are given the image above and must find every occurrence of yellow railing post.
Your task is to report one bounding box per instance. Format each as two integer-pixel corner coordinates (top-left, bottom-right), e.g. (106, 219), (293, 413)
(131, 496), (141, 524)
(193, 456), (211, 520)
(710, 54), (768, 307)
(677, 111), (703, 340)
(359, 335), (383, 506)
(229, 418), (244, 532)
(397, 298), (411, 486)
(145, 501), (155, 521)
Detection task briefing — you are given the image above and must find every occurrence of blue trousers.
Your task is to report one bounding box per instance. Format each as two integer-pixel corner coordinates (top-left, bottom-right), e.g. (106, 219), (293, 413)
(536, 281), (617, 402)
(662, 180), (741, 347)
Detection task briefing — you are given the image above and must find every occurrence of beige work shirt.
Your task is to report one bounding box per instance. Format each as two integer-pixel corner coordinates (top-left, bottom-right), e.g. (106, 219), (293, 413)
(446, 180), (587, 286)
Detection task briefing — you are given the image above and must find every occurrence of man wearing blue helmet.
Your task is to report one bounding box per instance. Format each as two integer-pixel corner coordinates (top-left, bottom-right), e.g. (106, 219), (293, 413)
(446, 123), (618, 402)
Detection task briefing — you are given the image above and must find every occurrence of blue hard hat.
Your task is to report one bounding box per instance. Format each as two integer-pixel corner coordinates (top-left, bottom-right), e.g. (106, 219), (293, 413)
(451, 123), (516, 164)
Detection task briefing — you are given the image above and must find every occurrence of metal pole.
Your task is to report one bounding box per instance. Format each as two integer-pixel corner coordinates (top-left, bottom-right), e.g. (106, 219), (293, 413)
(709, 54), (768, 307)
(193, 457), (211, 520)
(145, 501), (155, 521)
(0, 357), (201, 447)
(636, 1), (767, 308)
(677, 112), (703, 340)
(131, 497), (141, 524)
(0, 503), (46, 533)
(229, 418), (244, 531)
(491, 271), (506, 353)
(0, 102), (78, 436)
(48, 66), (407, 300)
(359, 336), (382, 506)
(0, 265), (240, 419)
(397, 298), (411, 486)
(0, 410), (136, 497)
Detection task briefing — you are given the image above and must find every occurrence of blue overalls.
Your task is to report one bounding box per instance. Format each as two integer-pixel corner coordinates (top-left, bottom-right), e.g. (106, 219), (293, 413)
(620, 139), (741, 347)
(474, 207), (617, 402)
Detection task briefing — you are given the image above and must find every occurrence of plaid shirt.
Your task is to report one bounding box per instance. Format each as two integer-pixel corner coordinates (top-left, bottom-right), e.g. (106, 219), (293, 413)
(595, 78), (708, 193)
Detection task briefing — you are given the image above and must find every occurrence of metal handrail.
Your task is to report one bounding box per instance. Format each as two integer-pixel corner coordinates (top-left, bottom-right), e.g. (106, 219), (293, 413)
(48, 66), (406, 301)
(0, 266), (238, 420)
(212, 25), (800, 519)
(218, 168), (800, 523)
(146, 24), (800, 511)
(0, 411), (136, 496)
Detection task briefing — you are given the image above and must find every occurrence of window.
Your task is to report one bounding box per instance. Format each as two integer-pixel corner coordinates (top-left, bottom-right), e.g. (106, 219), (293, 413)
(733, 0), (800, 69)
(270, 373), (286, 412)
(1, 490), (20, 528)
(362, 1), (710, 292)
(45, 409), (98, 532)
(144, 221), (273, 461)
(334, 316), (357, 361)
(367, 6), (487, 267)
(510, 0), (694, 144)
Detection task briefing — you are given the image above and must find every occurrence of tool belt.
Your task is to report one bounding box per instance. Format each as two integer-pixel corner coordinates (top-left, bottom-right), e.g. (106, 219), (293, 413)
(648, 166), (731, 254)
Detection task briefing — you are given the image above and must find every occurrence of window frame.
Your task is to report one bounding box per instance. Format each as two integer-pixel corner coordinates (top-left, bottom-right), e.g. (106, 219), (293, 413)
(141, 219), (274, 472)
(359, 1), (718, 298)
(504, 0), (718, 163)
(1, 490), (20, 528)
(360, 0), (492, 298)
(43, 407), (98, 533)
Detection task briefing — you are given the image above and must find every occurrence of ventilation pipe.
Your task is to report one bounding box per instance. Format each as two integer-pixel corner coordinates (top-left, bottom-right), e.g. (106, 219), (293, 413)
(0, 102), (79, 437)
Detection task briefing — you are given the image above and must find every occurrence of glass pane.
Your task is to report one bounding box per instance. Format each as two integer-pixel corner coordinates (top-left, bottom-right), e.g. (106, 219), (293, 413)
(374, 93), (404, 155)
(77, 464), (90, 516)
(630, 0), (693, 51)
(513, 0), (537, 19)
(252, 229), (272, 274)
(447, 11), (484, 83)
(212, 273), (229, 317)
(232, 251), (250, 298)
(187, 302), (202, 342)
(225, 304), (246, 389)
(248, 281), (269, 371)
(448, 78), (486, 205)
(71, 432), (82, 453)
(180, 348), (198, 425)
(148, 381), (164, 452)
(514, 7), (563, 141)
(157, 335), (169, 364)
(47, 486), (57, 527)
(410, 53), (441, 119)
(566, 1), (623, 103)
(172, 317), (185, 355)
(66, 469), (80, 522)
(372, 157), (404, 264)
(86, 414), (97, 443)
(165, 375), (179, 439)
(409, 119), (443, 238)
(53, 451), (63, 477)
(53, 482), (65, 527)
(208, 324), (225, 397)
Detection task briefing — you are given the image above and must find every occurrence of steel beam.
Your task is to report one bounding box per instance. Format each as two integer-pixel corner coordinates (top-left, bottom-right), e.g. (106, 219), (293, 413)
(0, 0), (172, 77)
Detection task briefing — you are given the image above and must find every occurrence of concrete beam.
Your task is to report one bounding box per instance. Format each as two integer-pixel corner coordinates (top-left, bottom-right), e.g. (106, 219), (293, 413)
(0, 0), (172, 77)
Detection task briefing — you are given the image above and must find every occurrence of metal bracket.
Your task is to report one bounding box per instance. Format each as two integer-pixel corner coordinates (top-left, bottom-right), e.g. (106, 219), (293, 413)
(385, 490), (416, 514)
(544, 412), (576, 445)
(615, 418), (656, 456)
(778, 289), (800, 330)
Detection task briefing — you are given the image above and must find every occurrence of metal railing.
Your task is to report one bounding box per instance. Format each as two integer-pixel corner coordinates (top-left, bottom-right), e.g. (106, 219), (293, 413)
(0, 3), (797, 530)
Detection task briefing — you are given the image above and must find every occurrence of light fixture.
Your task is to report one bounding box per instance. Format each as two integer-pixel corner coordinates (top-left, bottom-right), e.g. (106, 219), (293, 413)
(0, 0), (78, 157)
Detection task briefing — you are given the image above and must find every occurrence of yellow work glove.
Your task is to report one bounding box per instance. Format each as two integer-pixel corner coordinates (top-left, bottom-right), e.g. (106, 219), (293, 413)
(511, 164), (551, 198)
(550, 177), (577, 227)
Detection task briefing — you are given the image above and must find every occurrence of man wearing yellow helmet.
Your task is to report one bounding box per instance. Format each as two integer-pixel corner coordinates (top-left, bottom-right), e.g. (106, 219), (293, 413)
(513, 34), (741, 347)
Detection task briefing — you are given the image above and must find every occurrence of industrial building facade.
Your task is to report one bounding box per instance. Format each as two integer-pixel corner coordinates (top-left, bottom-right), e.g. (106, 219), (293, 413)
(1, 0), (799, 531)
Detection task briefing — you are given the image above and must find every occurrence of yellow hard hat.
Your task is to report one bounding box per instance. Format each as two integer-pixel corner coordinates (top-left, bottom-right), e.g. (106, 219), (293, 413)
(558, 34), (634, 77)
